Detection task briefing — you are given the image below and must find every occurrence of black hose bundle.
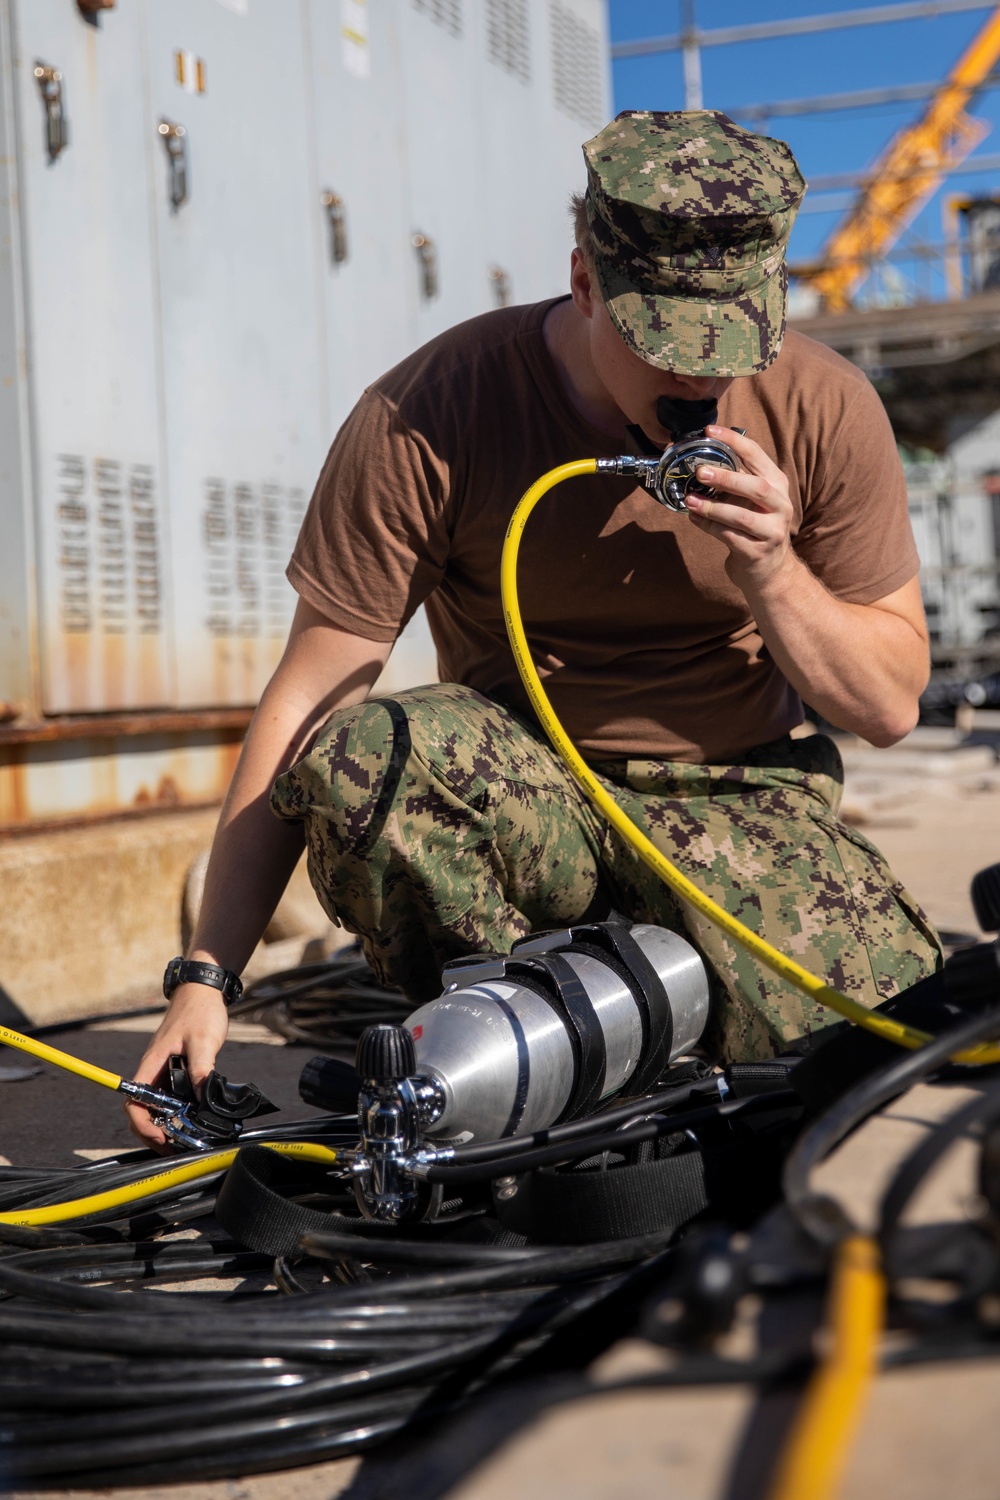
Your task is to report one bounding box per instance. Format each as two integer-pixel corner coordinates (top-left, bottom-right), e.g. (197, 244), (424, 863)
(0, 1068), (804, 1491)
(784, 1000), (1000, 1246)
(6, 988), (1000, 1494)
(229, 945), (410, 1047)
(0, 1199), (681, 1490)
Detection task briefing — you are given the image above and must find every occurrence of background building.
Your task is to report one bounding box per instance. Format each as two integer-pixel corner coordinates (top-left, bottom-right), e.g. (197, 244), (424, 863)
(0, 0), (609, 1019)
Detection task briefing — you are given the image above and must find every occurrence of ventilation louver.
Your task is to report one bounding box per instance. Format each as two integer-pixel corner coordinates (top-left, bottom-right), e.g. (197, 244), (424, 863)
(487, 0), (530, 82)
(551, 3), (604, 127)
(412, 0), (462, 38)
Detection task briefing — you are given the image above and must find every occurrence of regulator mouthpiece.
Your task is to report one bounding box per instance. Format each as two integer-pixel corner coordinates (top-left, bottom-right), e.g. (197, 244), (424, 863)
(656, 395), (719, 438)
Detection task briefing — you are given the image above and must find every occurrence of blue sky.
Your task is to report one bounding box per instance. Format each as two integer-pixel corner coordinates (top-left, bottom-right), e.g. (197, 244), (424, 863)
(609, 1), (1000, 304)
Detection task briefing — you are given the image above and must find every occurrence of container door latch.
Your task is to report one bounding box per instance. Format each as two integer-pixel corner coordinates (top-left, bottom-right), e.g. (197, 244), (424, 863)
(321, 190), (348, 264)
(34, 63), (68, 162)
(157, 119), (188, 211)
(412, 233), (438, 300)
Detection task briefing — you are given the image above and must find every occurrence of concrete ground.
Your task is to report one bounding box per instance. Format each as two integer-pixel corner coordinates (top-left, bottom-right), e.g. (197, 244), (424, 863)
(3, 723), (1000, 1499)
(835, 720), (1000, 943)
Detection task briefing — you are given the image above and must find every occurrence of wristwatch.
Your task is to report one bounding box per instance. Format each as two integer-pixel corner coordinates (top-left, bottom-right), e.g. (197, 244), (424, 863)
(162, 957), (244, 1008)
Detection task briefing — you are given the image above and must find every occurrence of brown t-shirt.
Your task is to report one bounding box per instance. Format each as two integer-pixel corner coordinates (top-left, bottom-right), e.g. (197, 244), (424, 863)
(289, 298), (918, 763)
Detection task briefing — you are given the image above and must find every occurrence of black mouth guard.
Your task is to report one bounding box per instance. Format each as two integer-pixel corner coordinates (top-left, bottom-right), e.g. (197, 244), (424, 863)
(656, 396), (719, 438)
(167, 1053), (278, 1145)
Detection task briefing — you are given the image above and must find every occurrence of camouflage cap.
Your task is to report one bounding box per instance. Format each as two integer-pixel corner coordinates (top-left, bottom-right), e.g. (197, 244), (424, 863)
(582, 110), (806, 377)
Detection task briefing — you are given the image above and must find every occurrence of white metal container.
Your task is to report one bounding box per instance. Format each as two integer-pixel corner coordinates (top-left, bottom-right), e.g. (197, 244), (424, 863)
(0, 0), (610, 820)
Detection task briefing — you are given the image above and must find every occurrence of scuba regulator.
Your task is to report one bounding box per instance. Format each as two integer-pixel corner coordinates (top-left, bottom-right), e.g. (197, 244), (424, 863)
(603, 394), (743, 512)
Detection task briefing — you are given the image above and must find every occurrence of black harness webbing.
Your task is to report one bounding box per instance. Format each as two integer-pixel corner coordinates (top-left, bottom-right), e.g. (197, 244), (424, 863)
(502, 954), (608, 1122)
(215, 1145), (384, 1258)
(511, 915), (675, 1098)
(491, 1136), (786, 1245)
(215, 1129), (790, 1256)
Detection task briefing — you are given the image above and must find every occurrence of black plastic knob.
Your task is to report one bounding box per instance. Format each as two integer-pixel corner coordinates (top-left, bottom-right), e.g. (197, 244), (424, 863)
(298, 1055), (362, 1113)
(972, 861), (1000, 934)
(943, 941), (1000, 1009)
(356, 1024), (416, 1083)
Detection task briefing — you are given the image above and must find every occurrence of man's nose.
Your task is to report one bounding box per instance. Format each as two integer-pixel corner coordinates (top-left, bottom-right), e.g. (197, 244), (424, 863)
(668, 374), (719, 397)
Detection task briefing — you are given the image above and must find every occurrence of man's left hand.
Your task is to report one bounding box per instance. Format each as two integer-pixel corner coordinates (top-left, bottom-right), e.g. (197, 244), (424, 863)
(684, 425), (795, 592)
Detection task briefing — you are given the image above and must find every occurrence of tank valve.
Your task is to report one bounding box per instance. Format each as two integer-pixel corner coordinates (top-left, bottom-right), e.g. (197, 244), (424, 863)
(352, 1024), (444, 1221)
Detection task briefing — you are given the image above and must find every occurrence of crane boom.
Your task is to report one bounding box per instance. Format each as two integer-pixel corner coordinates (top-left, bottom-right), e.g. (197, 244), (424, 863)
(799, 4), (1000, 309)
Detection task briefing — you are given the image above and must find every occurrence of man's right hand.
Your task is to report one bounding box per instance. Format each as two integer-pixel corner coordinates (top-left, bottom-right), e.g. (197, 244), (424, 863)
(125, 983), (230, 1149)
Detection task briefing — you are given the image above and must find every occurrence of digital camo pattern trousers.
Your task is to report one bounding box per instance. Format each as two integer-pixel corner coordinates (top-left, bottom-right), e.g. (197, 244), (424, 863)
(270, 683), (942, 1063)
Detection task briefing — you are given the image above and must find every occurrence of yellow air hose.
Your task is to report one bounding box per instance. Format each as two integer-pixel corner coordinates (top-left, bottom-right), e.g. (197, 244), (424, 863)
(0, 1025), (344, 1227)
(503, 462), (903, 1500)
(501, 460), (1000, 1066)
(0, 1023), (123, 1090)
(768, 1234), (884, 1500)
(0, 1141), (339, 1228)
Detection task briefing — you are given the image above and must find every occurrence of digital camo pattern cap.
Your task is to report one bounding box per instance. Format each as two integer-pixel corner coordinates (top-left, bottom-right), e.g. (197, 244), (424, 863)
(583, 110), (806, 376)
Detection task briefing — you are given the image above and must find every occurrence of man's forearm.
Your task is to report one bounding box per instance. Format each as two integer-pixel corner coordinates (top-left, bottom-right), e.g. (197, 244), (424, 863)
(186, 765), (306, 975)
(686, 428), (929, 747)
(184, 606), (391, 972)
(187, 660), (377, 971)
(742, 555), (929, 746)
(127, 607), (390, 1146)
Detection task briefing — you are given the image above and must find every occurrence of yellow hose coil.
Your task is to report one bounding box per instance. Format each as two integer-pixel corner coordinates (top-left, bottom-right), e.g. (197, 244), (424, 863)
(501, 460), (1000, 1065)
(0, 1141), (340, 1227)
(767, 1235), (885, 1500)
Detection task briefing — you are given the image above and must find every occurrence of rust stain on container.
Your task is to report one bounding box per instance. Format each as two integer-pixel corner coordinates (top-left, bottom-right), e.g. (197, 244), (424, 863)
(0, 747), (28, 826)
(134, 775), (181, 809)
(0, 724), (246, 832)
(0, 708), (253, 746)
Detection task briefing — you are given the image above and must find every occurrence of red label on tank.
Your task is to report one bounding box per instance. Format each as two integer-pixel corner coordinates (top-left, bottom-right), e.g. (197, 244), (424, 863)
(411, 1025), (423, 1039)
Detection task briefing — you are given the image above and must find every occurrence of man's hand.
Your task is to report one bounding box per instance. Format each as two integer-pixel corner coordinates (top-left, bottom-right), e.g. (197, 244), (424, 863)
(125, 984), (230, 1149)
(684, 425), (794, 590)
(681, 424), (929, 747)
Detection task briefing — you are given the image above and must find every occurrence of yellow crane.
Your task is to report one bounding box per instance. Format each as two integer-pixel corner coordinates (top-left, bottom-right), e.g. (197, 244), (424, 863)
(798, 4), (1000, 311)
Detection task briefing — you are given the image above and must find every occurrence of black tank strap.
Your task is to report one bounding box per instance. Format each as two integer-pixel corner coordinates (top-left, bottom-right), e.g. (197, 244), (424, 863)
(504, 954), (607, 1123)
(608, 926), (674, 1092)
(446, 916), (678, 1127)
(447, 949), (609, 1127)
(555, 917), (674, 1094)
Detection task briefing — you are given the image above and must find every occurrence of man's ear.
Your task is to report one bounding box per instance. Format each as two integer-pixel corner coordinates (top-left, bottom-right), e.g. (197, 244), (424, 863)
(569, 248), (597, 319)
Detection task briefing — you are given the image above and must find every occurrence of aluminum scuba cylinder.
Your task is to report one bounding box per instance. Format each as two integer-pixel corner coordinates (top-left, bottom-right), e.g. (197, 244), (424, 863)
(403, 921), (710, 1143)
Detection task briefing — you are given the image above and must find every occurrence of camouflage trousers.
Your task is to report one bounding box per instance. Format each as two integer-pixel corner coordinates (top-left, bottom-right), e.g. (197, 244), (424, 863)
(270, 682), (942, 1062)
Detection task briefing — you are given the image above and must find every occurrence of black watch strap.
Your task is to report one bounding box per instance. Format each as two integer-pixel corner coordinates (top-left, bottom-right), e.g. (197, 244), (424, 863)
(163, 958), (243, 1008)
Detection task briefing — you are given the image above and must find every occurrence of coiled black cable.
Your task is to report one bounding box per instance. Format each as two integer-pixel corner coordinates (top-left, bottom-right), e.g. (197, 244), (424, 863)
(879, 1079), (1000, 1259)
(230, 946), (410, 1047)
(0, 1207), (673, 1489)
(6, 997), (1000, 1492)
(783, 1001), (1000, 1246)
